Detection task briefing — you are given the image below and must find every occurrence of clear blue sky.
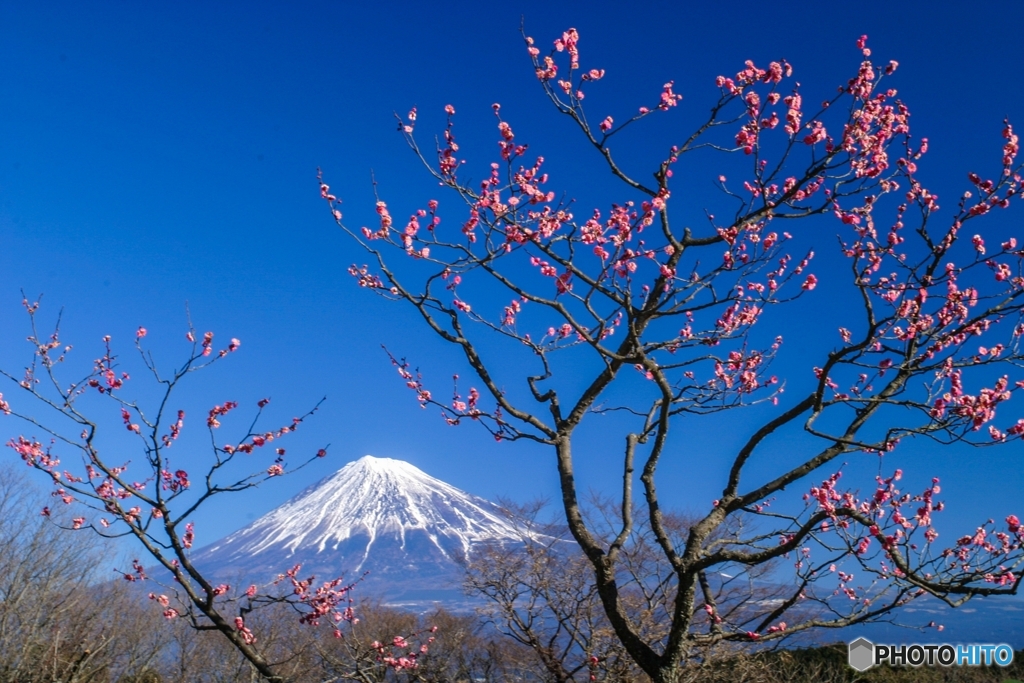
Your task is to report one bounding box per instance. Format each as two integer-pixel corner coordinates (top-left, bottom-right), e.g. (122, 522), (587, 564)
(2, 2), (1023, 556)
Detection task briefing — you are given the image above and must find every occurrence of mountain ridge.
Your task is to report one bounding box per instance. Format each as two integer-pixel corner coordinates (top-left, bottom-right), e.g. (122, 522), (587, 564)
(193, 455), (525, 606)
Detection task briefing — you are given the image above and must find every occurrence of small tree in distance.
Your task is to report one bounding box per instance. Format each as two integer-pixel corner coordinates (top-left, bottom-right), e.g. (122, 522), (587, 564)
(466, 498), (793, 682)
(0, 464), (168, 683)
(0, 305), (431, 682)
(465, 499), (639, 682)
(321, 27), (1024, 683)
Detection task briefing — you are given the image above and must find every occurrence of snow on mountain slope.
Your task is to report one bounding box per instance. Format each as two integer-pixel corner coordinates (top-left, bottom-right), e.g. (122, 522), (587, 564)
(193, 456), (525, 600)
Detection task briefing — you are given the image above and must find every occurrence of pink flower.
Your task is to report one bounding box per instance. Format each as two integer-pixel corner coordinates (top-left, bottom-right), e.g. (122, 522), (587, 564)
(136, 327), (147, 338)
(234, 616), (256, 643)
(802, 274), (818, 290)
(599, 116), (613, 133)
(803, 121), (827, 145)
(660, 81), (682, 108)
(149, 593), (171, 607)
(267, 464), (284, 477)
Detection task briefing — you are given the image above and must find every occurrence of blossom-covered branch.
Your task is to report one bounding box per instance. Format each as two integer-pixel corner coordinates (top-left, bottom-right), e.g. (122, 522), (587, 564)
(322, 27), (1023, 683)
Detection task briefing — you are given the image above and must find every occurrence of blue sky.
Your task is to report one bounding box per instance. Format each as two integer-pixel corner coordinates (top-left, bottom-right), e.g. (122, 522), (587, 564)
(2, 0), (1024, 580)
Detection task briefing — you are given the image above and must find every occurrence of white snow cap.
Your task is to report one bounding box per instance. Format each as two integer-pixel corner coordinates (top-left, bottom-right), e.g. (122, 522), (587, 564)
(199, 455), (523, 569)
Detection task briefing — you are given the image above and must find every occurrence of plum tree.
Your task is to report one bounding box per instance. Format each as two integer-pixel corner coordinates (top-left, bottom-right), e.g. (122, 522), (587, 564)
(321, 28), (1024, 683)
(0, 307), (430, 682)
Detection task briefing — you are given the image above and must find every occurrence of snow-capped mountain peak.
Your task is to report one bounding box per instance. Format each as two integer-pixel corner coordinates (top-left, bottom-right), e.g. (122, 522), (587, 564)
(195, 455), (525, 588)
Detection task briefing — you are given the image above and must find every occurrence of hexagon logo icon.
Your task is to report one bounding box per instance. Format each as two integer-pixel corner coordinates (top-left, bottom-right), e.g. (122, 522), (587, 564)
(848, 637), (875, 672)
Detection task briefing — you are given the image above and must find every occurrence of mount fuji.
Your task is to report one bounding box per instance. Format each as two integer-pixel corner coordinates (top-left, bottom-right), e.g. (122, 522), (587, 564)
(193, 455), (525, 607)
